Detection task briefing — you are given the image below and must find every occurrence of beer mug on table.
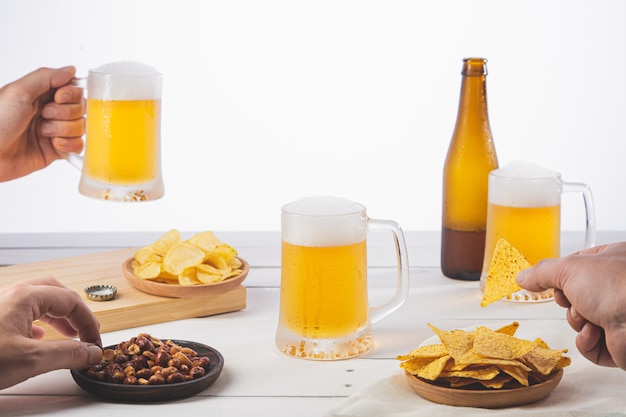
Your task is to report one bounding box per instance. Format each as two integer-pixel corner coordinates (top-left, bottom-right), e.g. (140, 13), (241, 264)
(276, 196), (410, 360)
(479, 161), (596, 302)
(65, 61), (164, 202)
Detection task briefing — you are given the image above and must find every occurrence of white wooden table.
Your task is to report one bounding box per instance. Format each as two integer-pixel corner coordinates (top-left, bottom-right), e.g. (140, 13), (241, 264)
(0, 231), (625, 416)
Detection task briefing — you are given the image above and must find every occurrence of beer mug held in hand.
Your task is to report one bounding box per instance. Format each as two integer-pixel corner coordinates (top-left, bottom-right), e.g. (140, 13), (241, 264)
(63, 61), (164, 202)
(479, 161), (596, 302)
(276, 196), (410, 360)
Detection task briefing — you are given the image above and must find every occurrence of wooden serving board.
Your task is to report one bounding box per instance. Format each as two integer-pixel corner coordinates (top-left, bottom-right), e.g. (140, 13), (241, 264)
(0, 248), (246, 340)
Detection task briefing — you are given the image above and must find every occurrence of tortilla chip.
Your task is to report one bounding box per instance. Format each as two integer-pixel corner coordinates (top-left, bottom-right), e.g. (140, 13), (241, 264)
(396, 343), (448, 361)
(495, 321), (520, 336)
(522, 346), (569, 375)
(440, 365), (500, 381)
(473, 326), (537, 360)
(428, 323), (474, 361)
(481, 238), (531, 307)
(401, 355), (451, 381)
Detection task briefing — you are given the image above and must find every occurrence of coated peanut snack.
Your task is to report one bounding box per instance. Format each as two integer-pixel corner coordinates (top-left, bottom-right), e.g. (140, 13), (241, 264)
(84, 333), (211, 385)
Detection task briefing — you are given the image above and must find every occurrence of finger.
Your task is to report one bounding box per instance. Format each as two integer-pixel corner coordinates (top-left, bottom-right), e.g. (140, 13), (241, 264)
(566, 306), (587, 332)
(39, 118), (85, 139)
(576, 322), (616, 368)
(37, 315), (79, 338)
(54, 84), (84, 104)
(23, 339), (103, 376)
(51, 137), (84, 154)
(28, 284), (101, 346)
(41, 101), (85, 121)
(553, 289), (571, 308)
(32, 324), (46, 340)
(516, 257), (571, 293)
(10, 66), (76, 103)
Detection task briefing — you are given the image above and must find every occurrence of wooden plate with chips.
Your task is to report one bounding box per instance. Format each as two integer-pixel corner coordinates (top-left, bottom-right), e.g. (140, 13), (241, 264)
(123, 257), (249, 298)
(405, 368), (563, 409)
(399, 323), (568, 408)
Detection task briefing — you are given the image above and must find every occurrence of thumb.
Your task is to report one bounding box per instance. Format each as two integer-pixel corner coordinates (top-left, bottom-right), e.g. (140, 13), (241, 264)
(13, 66), (76, 102)
(29, 339), (102, 374)
(515, 258), (561, 293)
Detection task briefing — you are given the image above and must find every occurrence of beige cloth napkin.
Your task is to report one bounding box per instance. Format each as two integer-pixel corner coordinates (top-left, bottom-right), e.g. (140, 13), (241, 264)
(322, 322), (626, 417)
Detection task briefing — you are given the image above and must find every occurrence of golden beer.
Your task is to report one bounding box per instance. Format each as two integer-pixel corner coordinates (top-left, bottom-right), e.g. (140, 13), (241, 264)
(279, 240), (368, 339)
(482, 203), (560, 270)
(84, 98), (160, 184)
(277, 195), (409, 360)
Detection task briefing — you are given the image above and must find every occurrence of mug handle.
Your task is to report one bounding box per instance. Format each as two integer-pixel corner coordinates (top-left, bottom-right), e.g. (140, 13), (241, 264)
(55, 77), (86, 171)
(366, 218), (411, 324)
(563, 181), (596, 248)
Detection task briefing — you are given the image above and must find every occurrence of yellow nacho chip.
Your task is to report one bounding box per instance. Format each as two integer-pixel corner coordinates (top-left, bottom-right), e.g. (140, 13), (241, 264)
(428, 323), (474, 361)
(479, 374), (513, 389)
(396, 343), (448, 361)
(522, 346), (569, 375)
(473, 326), (537, 360)
(440, 365), (500, 381)
(495, 321), (520, 336)
(481, 238), (531, 307)
(401, 355), (451, 381)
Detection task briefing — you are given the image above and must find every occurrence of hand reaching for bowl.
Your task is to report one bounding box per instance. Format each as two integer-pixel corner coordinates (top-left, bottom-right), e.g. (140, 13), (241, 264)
(0, 277), (102, 390)
(517, 242), (626, 371)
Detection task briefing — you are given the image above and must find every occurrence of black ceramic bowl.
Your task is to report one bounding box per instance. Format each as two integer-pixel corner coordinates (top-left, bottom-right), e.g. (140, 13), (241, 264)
(71, 340), (224, 402)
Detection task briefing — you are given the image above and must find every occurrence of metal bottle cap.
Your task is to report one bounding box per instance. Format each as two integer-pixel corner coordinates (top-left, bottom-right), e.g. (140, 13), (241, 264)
(84, 285), (117, 301)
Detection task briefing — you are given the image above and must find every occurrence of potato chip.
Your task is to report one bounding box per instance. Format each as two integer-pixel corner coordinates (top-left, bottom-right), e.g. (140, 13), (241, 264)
(187, 231), (221, 253)
(481, 238), (531, 308)
(163, 242), (206, 275)
(150, 229), (181, 255)
(196, 263), (228, 284)
(203, 252), (228, 270)
(134, 246), (161, 265)
(178, 267), (202, 286)
(228, 257), (243, 269)
(213, 243), (238, 262)
(133, 261), (162, 279)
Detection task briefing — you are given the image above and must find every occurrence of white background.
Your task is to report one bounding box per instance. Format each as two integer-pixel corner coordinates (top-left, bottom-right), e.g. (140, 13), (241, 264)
(0, 0), (624, 234)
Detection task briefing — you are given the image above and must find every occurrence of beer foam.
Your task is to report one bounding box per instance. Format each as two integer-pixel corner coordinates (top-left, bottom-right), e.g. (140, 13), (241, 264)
(282, 196), (366, 247)
(88, 61), (161, 101)
(489, 161), (562, 207)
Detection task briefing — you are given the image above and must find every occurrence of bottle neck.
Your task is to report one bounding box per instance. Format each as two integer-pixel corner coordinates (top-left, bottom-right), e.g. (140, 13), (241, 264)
(454, 60), (491, 134)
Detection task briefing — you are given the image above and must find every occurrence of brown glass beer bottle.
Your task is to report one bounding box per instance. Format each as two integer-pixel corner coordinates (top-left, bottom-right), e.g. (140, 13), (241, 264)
(441, 58), (498, 280)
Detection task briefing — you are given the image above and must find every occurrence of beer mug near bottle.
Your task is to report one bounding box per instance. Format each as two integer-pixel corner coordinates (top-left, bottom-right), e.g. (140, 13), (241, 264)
(63, 61), (164, 202)
(479, 161), (596, 302)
